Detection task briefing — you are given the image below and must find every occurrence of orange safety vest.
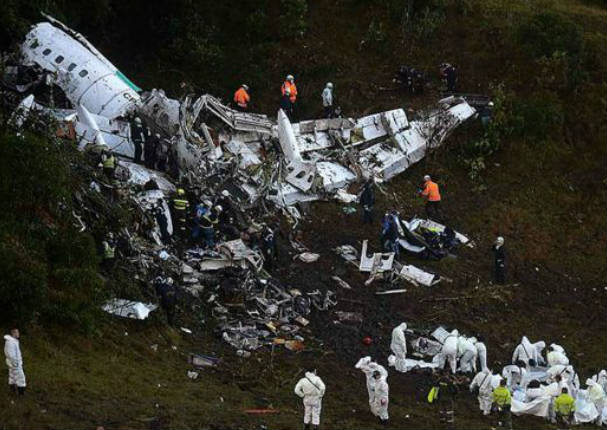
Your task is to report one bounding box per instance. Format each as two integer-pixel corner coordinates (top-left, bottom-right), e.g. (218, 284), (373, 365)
(233, 87), (250, 108)
(281, 81), (298, 103)
(422, 180), (441, 202)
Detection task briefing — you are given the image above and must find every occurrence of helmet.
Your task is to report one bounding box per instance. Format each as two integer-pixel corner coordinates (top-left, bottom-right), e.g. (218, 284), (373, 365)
(488, 101), (494, 107)
(214, 205), (223, 213)
(134, 117), (142, 124)
(155, 133), (161, 138)
(286, 74), (294, 81)
(177, 188), (185, 196)
(107, 232), (114, 239)
(496, 236), (504, 246)
(327, 82), (333, 89)
(203, 199), (212, 207)
(424, 174), (431, 181)
(242, 84), (249, 91)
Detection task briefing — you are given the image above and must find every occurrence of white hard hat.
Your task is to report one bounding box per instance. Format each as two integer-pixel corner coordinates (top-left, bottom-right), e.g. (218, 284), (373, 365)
(203, 200), (212, 207)
(155, 133), (161, 138)
(327, 82), (333, 89)
(424, 174), (431, 181)
(242, 84), (249, 91)
(286, 74), (294, 81)
(221, 190), (231, 197)
(496, 236), (505, 245)
(488, 101), (494, 107)
(214, 205), (223, 213)
(134, 117), (142, 124)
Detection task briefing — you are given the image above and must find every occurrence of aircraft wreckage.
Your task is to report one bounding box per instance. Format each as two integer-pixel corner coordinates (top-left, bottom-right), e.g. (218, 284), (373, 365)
(4, 16), (478, 351)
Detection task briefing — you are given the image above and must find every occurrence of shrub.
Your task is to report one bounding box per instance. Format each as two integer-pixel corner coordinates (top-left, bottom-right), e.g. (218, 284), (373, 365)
(517, 12), (583, 59)
(279, 0), (308, 38)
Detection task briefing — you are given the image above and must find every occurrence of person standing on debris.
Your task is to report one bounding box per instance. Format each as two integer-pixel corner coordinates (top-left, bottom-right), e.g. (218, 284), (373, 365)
(280, 87), (294, 121)
(261, 223), (278, 270)
(281, 74), (298, 119)
(171, 189), (190, 239)
(233, 84), (250, 111)
(144, 132), (158, 169)
(492, 379), (512, 429)
(360, 180), (375, 225)
(152, 198), (171, 243)
(155, 276), (176, 326)
(440, 63), (458, 93)
(419, 175), (442, 221)
(155, 136), (170, 172)
(491, 236), (506, 285)
(321, 82), (334, 118)
(101, 149), (117, 179)
(470, 368), (494, 416)
(191, 200), (212, 244)
(294, 370), (326, 430)
(200, 205), (221, 248)
(101, 232), (116, 271)
(131, 117), (146, 164)
(390, 323), (408, 372)
(4, 328), (26, 396)
(554, 387), (575, 428)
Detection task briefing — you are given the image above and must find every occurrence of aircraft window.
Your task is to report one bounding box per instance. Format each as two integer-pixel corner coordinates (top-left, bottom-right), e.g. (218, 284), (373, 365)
(29, 41), (39, 49)
(42, 48), (51, 56)
(79, 70), (88, 77)
(68, 63), (77, 72)
(55, 55), (64, 64)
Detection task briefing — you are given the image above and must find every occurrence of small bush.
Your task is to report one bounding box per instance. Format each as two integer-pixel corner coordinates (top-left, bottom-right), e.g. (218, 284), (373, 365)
(517, 12), (583, 59)
(279, 0), (308, 38)
(513, 92), (564, 141)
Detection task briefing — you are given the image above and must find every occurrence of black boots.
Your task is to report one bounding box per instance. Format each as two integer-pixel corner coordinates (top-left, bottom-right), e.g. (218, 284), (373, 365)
(18, 386), (25, 396)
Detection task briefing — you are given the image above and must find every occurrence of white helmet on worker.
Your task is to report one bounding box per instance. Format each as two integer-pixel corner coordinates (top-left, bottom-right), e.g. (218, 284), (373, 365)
(242, 84), (249, 91)
(496, 236), (505, 246)
(326, 82), (333, 89)
(424, 174), (431, 181)
(286, 74), (294, 82)
(214, 205), (223, 213)
(134, 117), (142, 124)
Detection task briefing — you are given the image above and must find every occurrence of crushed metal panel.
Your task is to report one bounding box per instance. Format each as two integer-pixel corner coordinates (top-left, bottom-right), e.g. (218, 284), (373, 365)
(267, 183), (321, 207)
(102, 299), (157, 320)
(9, 94), (35, 127)
(134, 189), (174, 237)
(359, 144), (410, 181)
(415, 218), (472, 247)
(277, 109), (302, 162)
(22, 21), (140, 118)
(122, 161), (176, 192)
(359, 240), (395, 272)
(224, 137), (262, 169)
(431, 326), (450, 344)
(316, 162), (357, 191)
(399, 264), (440, 287)
(138, 89), (181, 135)
(285, 160), (316, 192)
(75, 106), (133, 156)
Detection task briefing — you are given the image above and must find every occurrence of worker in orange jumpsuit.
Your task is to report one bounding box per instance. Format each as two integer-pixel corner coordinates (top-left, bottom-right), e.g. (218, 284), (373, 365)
(233, 84), (250, 111)
(281, 74), (298, 120)
(419, 174), (442, 221)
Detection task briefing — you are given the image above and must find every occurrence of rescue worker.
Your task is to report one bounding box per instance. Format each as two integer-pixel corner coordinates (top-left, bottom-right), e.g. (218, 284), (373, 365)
(547, 344), (569, 367)
(355, 356), (388, 422)
(470, 368), (494, 416)
(440, 63), (458, 92)
(191, 200), (212, 243)
(469, 337), (488, 372)
(144, 132), (158, 169)
(155, 136), (169, 172)
(131, 117), (145, 164)
(502, 361), (528, 389)
(457, 336), (478, 373)
(592, 369), (607, 394)
(419, 175), (442, 221)
(532, 340), (547, 366)
(438, 329), (459, 374)
(233, 84), (250, 111)
(479, 101), (494, 127)
(260, 224), (277, 270)
(492, 379), (512, 429)
(4, 328), (25, 395)
(294, 370), (326, 430)
(281, 74), (298, 119)
(101, 150), (116, 179)
(321, 82), (334, 118)
(586, 378), (606, 426)
(437, 371), (458, 429)
(390, 323), (408, 372)
(370, 370), (389, 425)
(155, 276), (176, 326)
(200, 205), (221, 248)
(280, 87), (293, 120)
(151, 198), (171, 243)
(512, 336), (536, 365)
(171, 189), (189, 239)
(360, 180), (375, 224)
(492, 236), (506, 285)
(554, 387), (575, 428)
(101, 232), (116, 271)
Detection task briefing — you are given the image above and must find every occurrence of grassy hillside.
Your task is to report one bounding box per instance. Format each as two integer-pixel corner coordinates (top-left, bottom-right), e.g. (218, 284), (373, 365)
(0, 0), (605, 429)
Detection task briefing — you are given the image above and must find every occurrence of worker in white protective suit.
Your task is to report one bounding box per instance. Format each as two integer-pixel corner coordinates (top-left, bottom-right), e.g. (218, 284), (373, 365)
(469, 337), (488, 372)
(294, 370), (326, 430)
(355, 357), (389, 423)
(457, 336), (478, 373)
(4, 328), (26, 395)
(502, 362), (528, 389)
(369, 370), (389, 424)
(390, 323), (408, 372)
(547, 344), (569, 367)
(532, 341), (546, 366)
(512, 336), (537, 365)
(438, 330), (459, 374)
(548, 365), (580, 398)
(586, 378), (606, 425)
(470, 369), (495, 415)
(592, 370), (607, 394)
